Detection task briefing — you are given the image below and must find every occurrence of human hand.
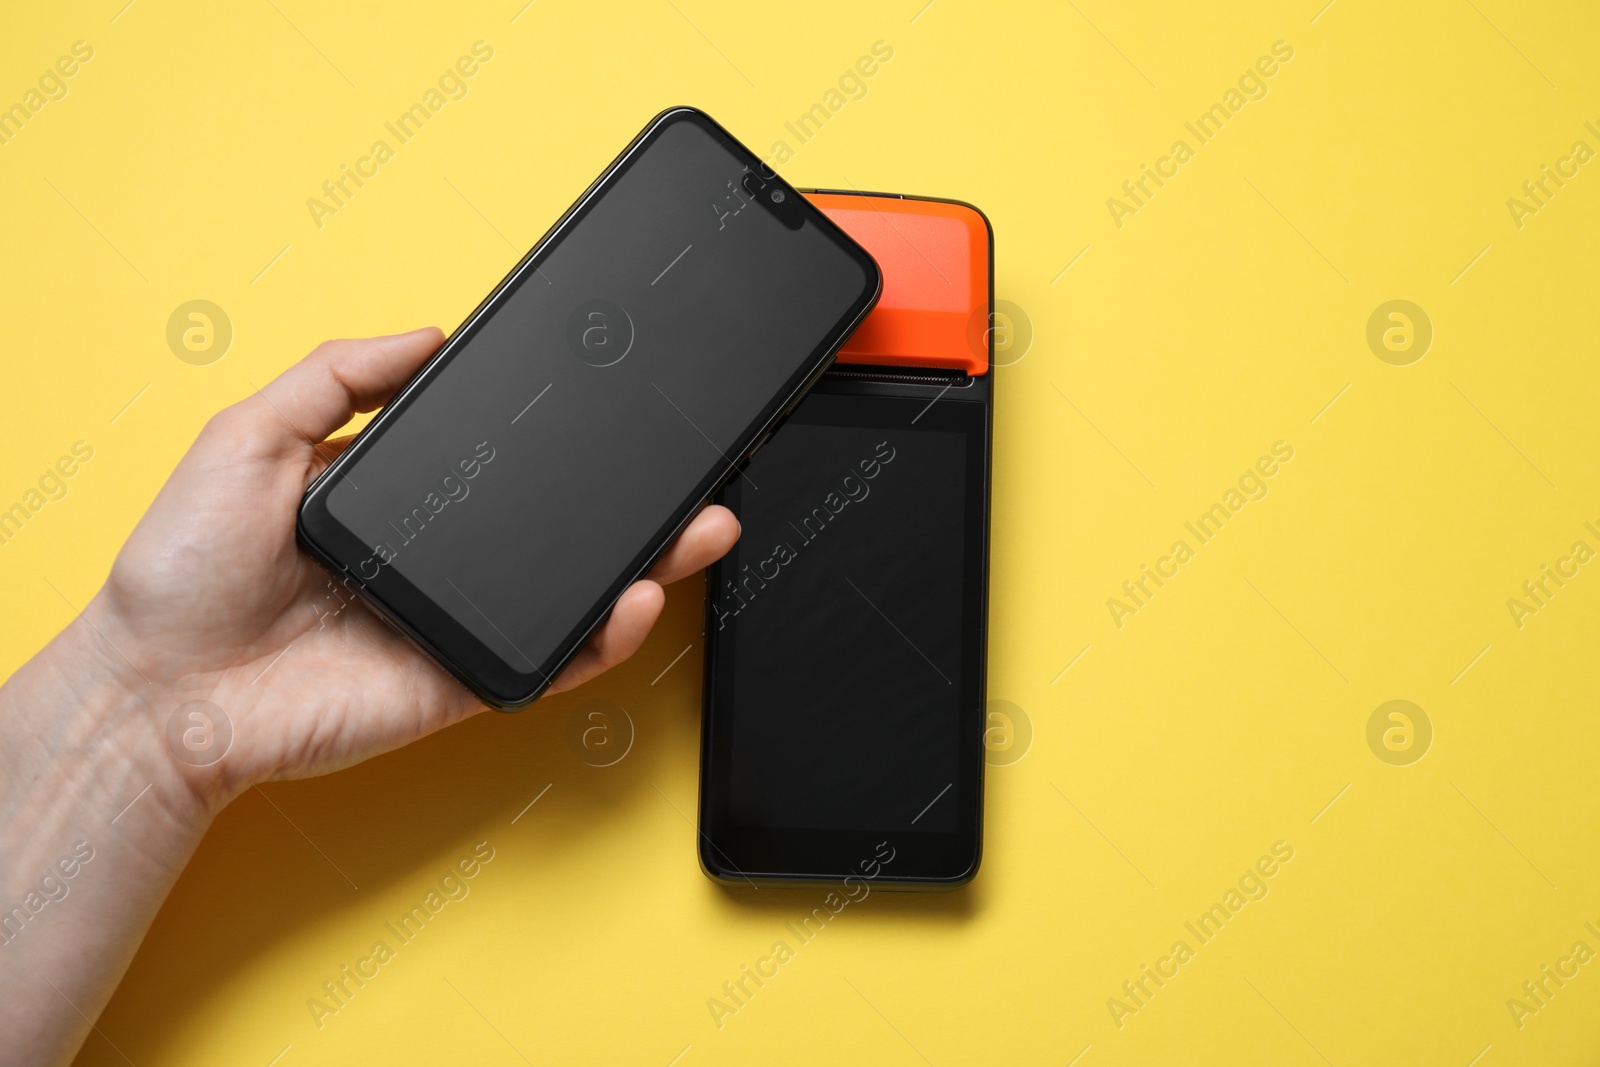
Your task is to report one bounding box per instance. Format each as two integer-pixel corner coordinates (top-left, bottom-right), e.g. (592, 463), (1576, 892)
(88, 327), (738, 809)
(0, 328), (737, 1066)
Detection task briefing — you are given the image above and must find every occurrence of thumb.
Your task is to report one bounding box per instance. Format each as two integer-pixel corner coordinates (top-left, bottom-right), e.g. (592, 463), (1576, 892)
(246, 328), (445, 448)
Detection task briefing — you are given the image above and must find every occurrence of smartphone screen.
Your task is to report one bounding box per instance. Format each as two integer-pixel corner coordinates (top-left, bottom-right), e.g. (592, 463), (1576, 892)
(700, 383), (989, 884)
(298, 110), (880, 707)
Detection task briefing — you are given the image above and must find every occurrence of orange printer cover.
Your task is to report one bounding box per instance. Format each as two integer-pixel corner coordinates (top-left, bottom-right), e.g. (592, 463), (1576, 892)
(805, 192), (991, 376)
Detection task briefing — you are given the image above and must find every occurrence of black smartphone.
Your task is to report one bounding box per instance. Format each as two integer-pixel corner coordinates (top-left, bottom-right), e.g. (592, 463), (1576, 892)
(698, 192), (993, 889)
(297, 108), (881, 709)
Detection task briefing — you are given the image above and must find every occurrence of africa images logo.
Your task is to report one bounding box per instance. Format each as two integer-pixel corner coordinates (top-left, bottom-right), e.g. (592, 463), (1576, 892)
(711, 441), (896, 628)
(565, 299), (634, 367)
(351, 441), (496, 581)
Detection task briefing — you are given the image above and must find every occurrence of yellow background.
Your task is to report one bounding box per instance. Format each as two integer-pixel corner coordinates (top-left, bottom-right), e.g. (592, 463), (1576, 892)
(3, 0), (1599, 1063)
